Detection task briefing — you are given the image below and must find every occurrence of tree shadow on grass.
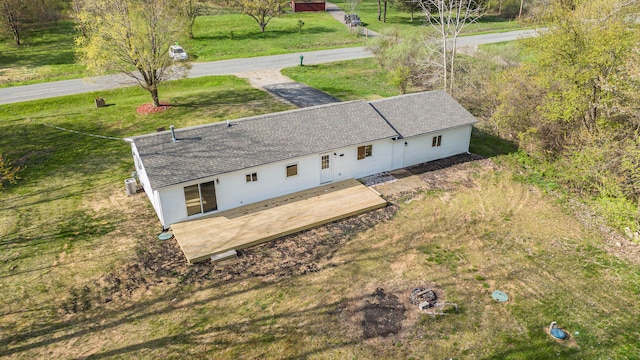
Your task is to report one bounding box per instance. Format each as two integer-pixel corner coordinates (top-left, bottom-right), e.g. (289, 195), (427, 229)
(196, 26), (340, 42)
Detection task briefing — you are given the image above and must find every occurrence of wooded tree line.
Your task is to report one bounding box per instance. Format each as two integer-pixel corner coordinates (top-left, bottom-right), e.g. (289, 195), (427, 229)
(492, 0), (640, 213)
(372, 0), (639, 227)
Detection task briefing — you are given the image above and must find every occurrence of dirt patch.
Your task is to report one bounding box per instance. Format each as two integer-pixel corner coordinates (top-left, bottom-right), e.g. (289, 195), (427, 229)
(372, 153), (491, 200)
(136, 102), (171, 115)
(361, 288), (406, 338)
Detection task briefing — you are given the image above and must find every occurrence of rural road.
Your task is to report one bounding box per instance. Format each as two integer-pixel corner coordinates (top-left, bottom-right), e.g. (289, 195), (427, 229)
(0, 29), (536, 105)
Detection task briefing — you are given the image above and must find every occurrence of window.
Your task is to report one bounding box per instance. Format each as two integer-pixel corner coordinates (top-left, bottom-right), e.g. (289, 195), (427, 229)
(321, 155), (330, 169)
(432, 135), (442, 147)
(184, 181), (217, 216)
(245, 172), (258, 182)
(357, 145), (372, 160)
(286, 164), (298, 177)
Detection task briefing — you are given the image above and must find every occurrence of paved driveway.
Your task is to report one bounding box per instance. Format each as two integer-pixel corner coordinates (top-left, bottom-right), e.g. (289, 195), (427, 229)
(263, 82), (341, 108)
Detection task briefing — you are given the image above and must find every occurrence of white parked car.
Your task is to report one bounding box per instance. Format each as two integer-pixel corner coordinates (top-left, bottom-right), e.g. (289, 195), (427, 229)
(169, 45), (188, 61)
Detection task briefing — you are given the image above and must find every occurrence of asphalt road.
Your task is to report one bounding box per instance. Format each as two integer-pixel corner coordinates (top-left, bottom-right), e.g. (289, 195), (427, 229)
(0, 29), (537, 105)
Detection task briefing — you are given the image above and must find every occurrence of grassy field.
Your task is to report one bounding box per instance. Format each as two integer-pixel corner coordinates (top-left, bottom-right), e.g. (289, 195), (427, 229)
(185, 12), (365, 61)
(329, 0), (528, 38)
(282, 58), (408, 101)
(0, 11), (364, 88)
(0, 21), (87, 86)
(2, 70), (640, 358)
(0, 76), (292, 357)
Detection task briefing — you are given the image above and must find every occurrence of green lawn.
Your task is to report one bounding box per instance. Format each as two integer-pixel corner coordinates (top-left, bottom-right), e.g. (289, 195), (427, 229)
(282, 58), (406, 100)
(0, 21), (88, 86)
(0, 75), (292, 304)
(0, 11), (364, 88)
(329, 0), (528, 38)
(185, 12), (365, 61)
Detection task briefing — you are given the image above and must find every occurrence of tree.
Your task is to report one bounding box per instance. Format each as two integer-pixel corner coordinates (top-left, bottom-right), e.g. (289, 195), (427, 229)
(419, 0), (484, 95)
(70, 0), (87, 37)
(182, 0), (205, 39)
(0, 0), (28, 45)
(234, 0), (288, 33)
(519, 0), (639, 132)
(394, 0), (425, 21)
(346, 0), (362, 14)
(75, 0), (190, 107)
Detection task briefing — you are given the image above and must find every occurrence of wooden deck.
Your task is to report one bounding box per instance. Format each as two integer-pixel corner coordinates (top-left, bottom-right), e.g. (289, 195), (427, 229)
(171, 179), (387, 263)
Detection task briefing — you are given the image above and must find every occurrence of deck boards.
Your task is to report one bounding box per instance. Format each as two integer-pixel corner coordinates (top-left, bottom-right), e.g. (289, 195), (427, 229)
(171, 179), (387, 263)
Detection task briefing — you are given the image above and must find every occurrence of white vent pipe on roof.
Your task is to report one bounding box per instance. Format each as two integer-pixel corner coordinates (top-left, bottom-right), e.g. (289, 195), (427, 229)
(170, 125), (177, 142)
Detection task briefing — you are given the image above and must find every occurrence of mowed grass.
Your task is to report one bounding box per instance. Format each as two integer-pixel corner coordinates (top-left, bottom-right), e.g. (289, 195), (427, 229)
(282, 58), (406, 100)
(0, 21), (87, 86)
(0, 76), (292, 353)
(330, 0), (527, 38)
(3, 155), (640, 358)
(0, 11), (364, 87)
(186, 12), (366, 61)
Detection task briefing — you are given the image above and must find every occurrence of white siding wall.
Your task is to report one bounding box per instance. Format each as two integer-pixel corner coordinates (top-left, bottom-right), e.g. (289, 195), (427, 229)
(402, 126), (472, 168)
(131, 143), (165, 226)
(331, 139), (394, 181)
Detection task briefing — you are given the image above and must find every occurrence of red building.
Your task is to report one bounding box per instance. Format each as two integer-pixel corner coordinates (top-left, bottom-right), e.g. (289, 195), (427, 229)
(291, 0), (325, 12)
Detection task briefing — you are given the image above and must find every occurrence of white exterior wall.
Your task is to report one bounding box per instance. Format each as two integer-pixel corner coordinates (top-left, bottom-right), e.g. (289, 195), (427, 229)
(330, 139), (394, 182)
(131, 143), (165, 226)
(397, 125), (472, 169)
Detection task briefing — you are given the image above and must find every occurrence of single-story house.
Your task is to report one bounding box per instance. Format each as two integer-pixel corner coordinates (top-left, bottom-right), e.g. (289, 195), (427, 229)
(127, 91), (477, 229)
(291, 0), (325, 12)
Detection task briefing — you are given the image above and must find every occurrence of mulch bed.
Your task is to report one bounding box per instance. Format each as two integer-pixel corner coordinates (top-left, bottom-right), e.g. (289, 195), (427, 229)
(136, 102), (171, 115)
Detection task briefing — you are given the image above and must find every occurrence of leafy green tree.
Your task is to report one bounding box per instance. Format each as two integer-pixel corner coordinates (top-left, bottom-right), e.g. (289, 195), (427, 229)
(75, 0), (190, 107)
(520, 0), (639, 132)
(234, 0), (288, 33)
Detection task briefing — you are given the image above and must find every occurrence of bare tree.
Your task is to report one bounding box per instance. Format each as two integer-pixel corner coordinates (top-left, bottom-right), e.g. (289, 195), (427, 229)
(419, 0), (484, 95)
(234, 0), (288, 33)
(182, 0), (205, 39)
(346, 0), (361, 14)
(0, 0), (28, 45)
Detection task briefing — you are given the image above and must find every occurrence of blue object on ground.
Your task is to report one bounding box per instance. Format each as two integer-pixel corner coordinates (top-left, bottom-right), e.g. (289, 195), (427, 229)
(158, 232), (173, 241)
(550, 327), (567, 339)
(492, 290), (509, 302)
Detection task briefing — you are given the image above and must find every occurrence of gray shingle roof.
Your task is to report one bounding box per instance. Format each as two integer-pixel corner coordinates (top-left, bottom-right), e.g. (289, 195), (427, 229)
(130, 100), (398, 189)
(130, 91), (477, 190)
(370, 90), (478, 138)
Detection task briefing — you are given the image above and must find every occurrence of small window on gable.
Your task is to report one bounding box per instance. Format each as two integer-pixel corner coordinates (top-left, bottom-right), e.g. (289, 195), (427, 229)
(246, 172), (258, 182)
(357, 145), (372, 160)
(432, 135), (442, 147)
(286, 164), (298, 177)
